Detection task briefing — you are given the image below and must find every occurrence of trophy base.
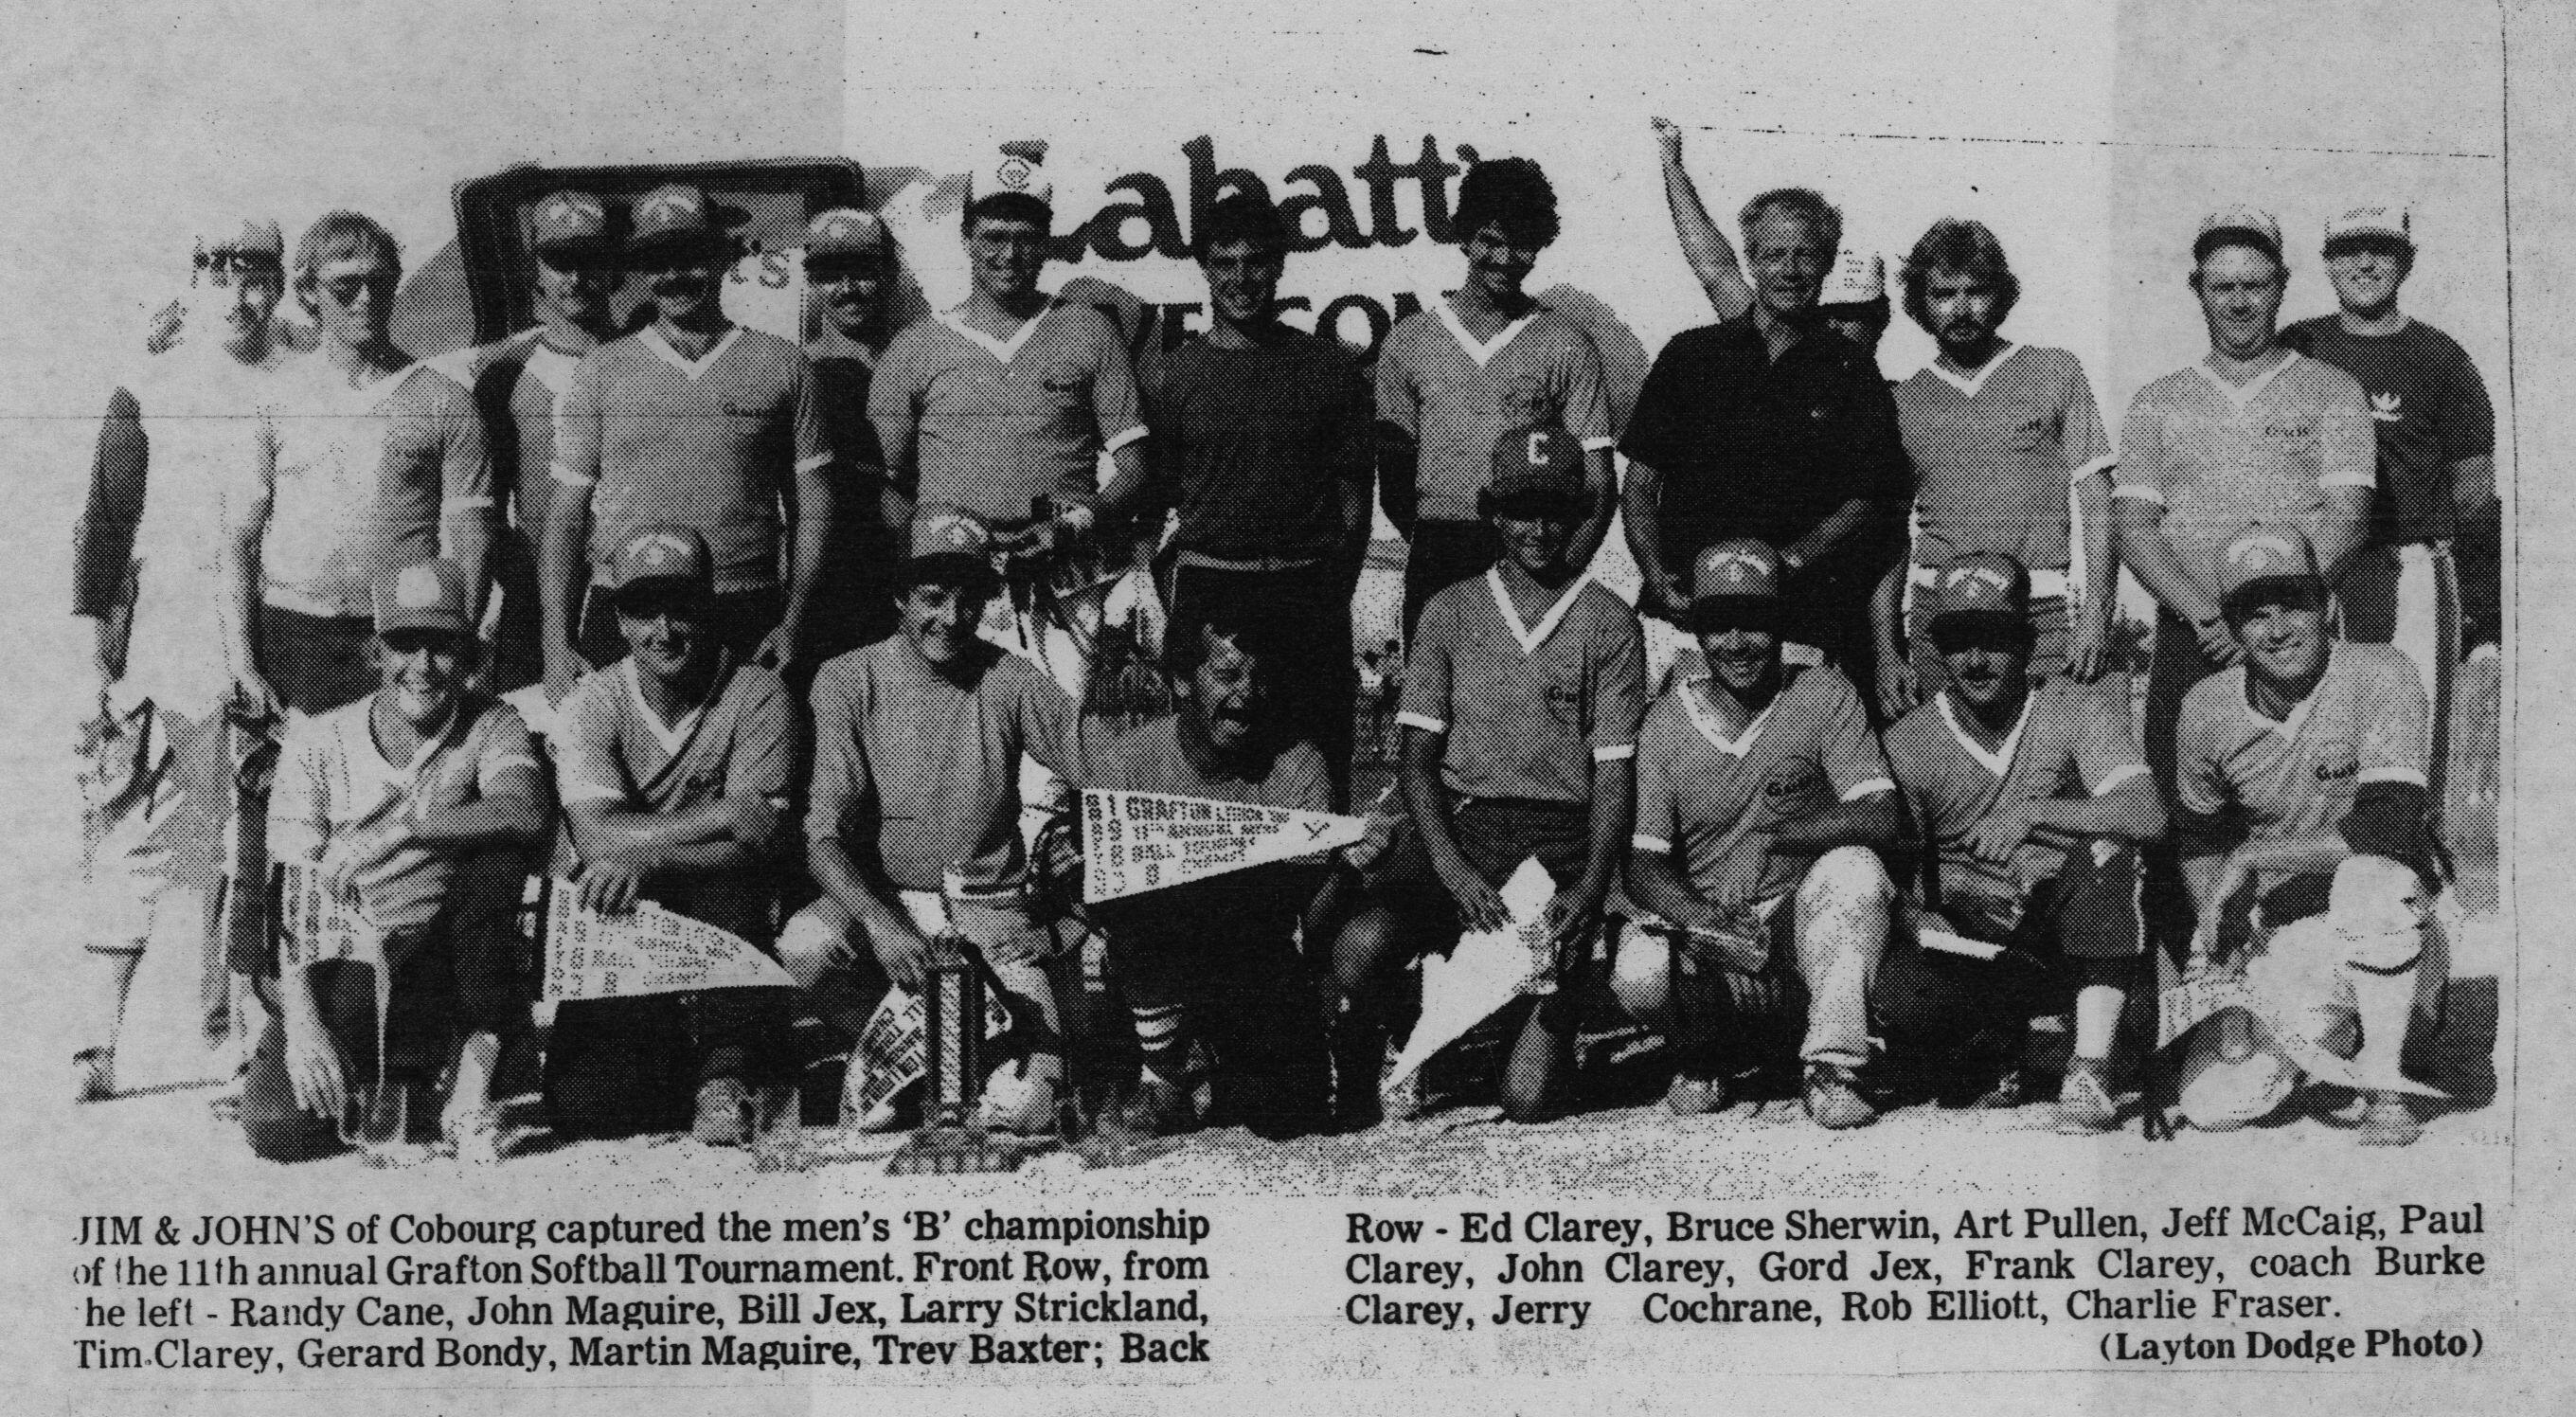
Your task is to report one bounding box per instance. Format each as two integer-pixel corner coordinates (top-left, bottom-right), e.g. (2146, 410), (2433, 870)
(885, 1125), (1058, 1175)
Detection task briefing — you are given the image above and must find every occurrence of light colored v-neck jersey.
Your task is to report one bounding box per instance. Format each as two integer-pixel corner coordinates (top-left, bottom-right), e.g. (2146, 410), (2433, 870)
(1398, 566), (1644, 804)
(1894, 342), (2114, 577)
(1886, 676), (2146, 905)
(1373, 300), (1613, 524)
(2175, 642), (2425, 852)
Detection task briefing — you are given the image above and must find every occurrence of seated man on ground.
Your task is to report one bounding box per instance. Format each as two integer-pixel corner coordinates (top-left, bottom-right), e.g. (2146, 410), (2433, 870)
(2169, 525), (2446, 1146)
(1329, 422), (1643, 1127)
(544, 527), (803, 1146)
(1881, 554), (2166, 1132)
(1080, 604), (1337, 1140)
(242, 560), (549, 1162)
(1611, 540), (1902, 1131)
(783, 505), (1094, 1136)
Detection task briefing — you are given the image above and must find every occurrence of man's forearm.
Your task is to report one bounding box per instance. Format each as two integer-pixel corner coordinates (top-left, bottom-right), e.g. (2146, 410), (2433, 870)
(2308, 489), (2371, 585)
(1568, 448), (1615, 570)
(410, 790), (550, 852)
(1577, 759), (1635, 903)
(1788, 497), (1872, 570)
(1773, 797), (1899, 855)
(2029, 781), (2167, 844)
(1399, 730), (1473, 875)
(784, 469), (835, 630)
(568, 799), (737, 859)
(1621, 460), (1671, 598)
(1630, 852), (1716, 929)
(1660, 150), (1752, 321)
(444, 515), (495, 624)
(2115, 504), (2218, 620)
(538, 492), (590, 657)
(222, 528), (266, 685)
(2076, 475), (2116, 624)
(811, 836), (921, 946)
(1870, 565), (1906, 665)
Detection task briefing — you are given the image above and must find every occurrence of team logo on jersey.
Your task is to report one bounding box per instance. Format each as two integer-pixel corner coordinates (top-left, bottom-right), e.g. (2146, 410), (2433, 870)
(1763, 761), (1821, 799)
(2312, 741), (2360, 782)
(2370, 391), (2404, 423)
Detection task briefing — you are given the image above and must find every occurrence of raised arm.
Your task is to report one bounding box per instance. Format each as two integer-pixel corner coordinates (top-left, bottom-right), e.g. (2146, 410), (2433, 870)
(1653, 118), (1753, 321)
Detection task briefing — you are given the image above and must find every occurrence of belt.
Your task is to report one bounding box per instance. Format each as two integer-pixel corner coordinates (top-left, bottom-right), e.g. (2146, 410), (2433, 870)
(1911, 565), (2069, 600)
(1174, 548), (1327, 573)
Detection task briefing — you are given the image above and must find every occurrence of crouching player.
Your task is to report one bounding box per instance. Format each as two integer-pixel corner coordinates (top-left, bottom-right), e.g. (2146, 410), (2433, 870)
(1329, 423), (1642, 1125)
(1882, 555), (2165, 1131)
(243, 561), (550, 1162)
(1081, 601), (1336, 1139)
(2170, 526), (2446, 1145)
(1611, 541), (1901, 1129)
(783, 506), (1091, 1135)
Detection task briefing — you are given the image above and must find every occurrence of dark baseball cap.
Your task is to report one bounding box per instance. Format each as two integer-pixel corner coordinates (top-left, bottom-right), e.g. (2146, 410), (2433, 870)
(900, 503), (1001, 592)
(2216, 523), (2326, 621)
(1481, 421), (1587, 517)
(1924, 552), (2033, 648)
(373, 559), (474, 640)
(628, 184), (736, 261)
(608, 525), (714, 612)
(2194, 204), (2283, 264)
(530, 189), (617, 260)
(1689, 538), (1787, 634)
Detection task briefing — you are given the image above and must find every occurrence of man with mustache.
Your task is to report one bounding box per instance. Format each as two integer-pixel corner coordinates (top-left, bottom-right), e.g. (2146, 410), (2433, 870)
(2281, 206), (2496, 800)
(1097, 194), (1374, 805)
(800, 206), (908, 666)
(76, 217), (295, 1102)
(544, 527), (804, 1146)
(457, 190), (626, 693)
(1881, 555), (2165, 1131)
(2114, 206), (2374, 802)
(784, 506), (1095, 1135)
(1375, 156), (1616, 637)
(541, 184), (835, 704)
(2167, 526), (2443, 1145)
(1620, 188), (1909, 696)
(1874, 219), (2119, 721)
(240, 559), (550, 1162)
(1610, 540), (1901, 1130)
(1080, 608), (1337, 1140)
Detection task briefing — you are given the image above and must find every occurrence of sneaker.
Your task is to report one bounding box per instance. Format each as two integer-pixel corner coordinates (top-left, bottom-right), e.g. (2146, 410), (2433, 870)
(1976, 1067), (2031, 1110)
(1802, 1063), (1876, 1130)
(1118, 1073), (1201, 1139)
(1664, 1071), (1730, 1117)
(2355, 1092), (2424, 1147)
(74, 1049), (115, 1105)
(693, 1079), (752, 1147)
(2055, 1059), (2120, 1133)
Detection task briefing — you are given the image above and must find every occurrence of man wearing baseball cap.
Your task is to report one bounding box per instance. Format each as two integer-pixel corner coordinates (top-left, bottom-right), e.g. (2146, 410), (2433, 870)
(786, 504), (1095, 1135)
(1329, 423), (1642, 1126)
(801, 206), (909, 665)
(544, 525), (804, 1145)
(2114, 206), (2375, 805)
(1882, 554), (2165, 1131)
(75, 215), (296, 1101)
(1612, 539), (1901, 1129)
(2169, 524), (2445, 1144)
(240, 559), (551, 1161)
(455, 190), (627, 692)
(542, 183), (836, 705)
(2281, 205), (2496, 801)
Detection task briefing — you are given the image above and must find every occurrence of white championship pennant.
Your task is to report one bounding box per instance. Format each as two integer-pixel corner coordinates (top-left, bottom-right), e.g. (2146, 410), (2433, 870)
(540, 885), (797, 1001)
(2156, 971), (2445, 1100)
(845, 984), (1016, 1128)
(1383, 856), (1559, 1094)
(1081, 789), (1366, 902)
(277, 863), (387, 973)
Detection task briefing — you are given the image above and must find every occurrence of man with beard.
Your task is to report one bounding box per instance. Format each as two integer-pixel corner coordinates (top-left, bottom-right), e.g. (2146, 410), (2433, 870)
(545, 527), (803, 1145)
(2113, 206), (2374, 798)
(868, 183), (1147, 698)
(541, 184), (834, 703)
(1099, 194), (1373, 805)
(782, 506), (1094, 1135)
(2168, 526), (2442, 1145)
(76, 217), (295, 1102)
(1620, 188), (1909, 692)
(1374, 157), (1615, 637)
(224, 212), (496, 718)
(1329, 424), (1641, 1125)
(1080, 612), (1336, 1139)
(241, 560), (550, 1162)
(1874, 219), (2118, 719)
(1609, 540), (1901, 1130)
(801, 206), (909, 665)
(1881, 555), (2164, 1131)
(458, 190), (625, 693)
(2281, 206), (2496, 799)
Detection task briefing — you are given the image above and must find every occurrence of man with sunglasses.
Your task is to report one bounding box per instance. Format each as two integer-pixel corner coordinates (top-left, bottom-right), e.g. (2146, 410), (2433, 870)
(542, 184), (834, 705)
(457, 190), (626, 693)
(224, 213), (495, 721)
(801, 206), (907, 666)
(1609, 540), (1900, 1130)
(76, 217), (296, 1102)
(545, 526), (804, 1146)
(1882, 555), (2165, 1131)
(239, 559), (550, 1162)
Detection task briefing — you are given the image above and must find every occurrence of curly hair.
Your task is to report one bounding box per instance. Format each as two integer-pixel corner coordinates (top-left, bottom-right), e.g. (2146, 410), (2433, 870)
(1900, 218), (2021, 332)
(1194, 193), (1290, 262)
(1453, 156), (1561, 250)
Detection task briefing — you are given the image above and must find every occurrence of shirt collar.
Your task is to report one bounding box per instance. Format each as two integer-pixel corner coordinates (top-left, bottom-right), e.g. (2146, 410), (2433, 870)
(1923, 341), (2025, 399)
(621, 652), (725, 757)
(935, 298), (1057, 364)
(639, 323), (743, 380)
(1485, 565), (1588, 655)
(1435, 297), (1539, 368)
(2191, 348), (2299, 409)
(1936, 686), (2034, 780)
(1681, 674), (1782, 759)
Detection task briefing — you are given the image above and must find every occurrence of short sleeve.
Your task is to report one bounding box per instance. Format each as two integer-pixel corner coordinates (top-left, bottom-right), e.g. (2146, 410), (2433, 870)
(2315, 368), (2376, 491)
(2441, 344), (2496, 461)
(1010, 657), (1091, 783)
(551, 678), (630, 806)
(1816, 673), (1895, 800)
(1372, 326), (1421, 438)
(2058, 355), (2117, 483)
(1278, 743), (1333, 814)
(265, 725), (333, 868)
(1589, 601), (1647, 760)
(2061, 683), (2149, 797)
(804, 661), (871, 844)
(791, 352), (832, 476)
(866, 332), (922, 482)
(549, 351), (604, 488)
(2112, 389), (2167, 505)
(727, 671), (802, 805)
(1616, 338), (1694, 474)
(2355, 654), (2431, 787)
(1395, 594), (1456, 735)
(471, 703), (547, 794)
(2174, 700), (2231, 819)
(1555, 326), (1614, 450)
(1081, 310), (1147, 453)
(1631, 711), (1680, 854)
(435, 376), (496, 517)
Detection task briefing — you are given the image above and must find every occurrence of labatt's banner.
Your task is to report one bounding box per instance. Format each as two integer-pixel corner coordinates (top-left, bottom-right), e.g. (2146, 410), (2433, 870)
(1082, 789), (1367, 902)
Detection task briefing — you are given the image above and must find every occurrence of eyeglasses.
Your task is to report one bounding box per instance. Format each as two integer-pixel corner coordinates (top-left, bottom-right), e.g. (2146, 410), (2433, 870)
(380, 630), (468, 656)
(318, 274), (398, 306)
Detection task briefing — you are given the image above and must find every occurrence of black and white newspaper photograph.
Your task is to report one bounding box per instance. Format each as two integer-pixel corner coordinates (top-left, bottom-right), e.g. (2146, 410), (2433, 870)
(9, 1), (2572, 1410)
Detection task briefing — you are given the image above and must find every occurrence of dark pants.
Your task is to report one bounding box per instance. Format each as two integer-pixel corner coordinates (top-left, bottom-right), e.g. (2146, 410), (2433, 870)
(1167, 558), (1360, 810)
(2142, 608), (2227, 958)
(1875, 840), (2145, 1065)
(257, 604), (376, 716)
(1111, 915), (1330, 1139)
(545, 986), (796, 1140)
(239, 936), (456, 1163)
(1401, 520), (1498, 643)
(484, 528), (546, 695)
(578, 583), (786, 671)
